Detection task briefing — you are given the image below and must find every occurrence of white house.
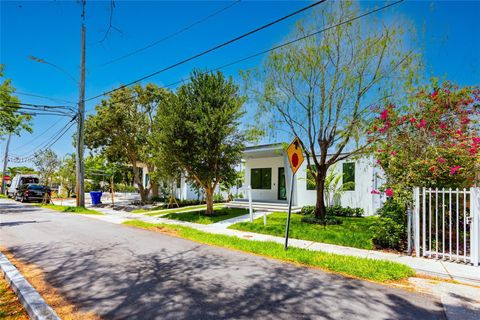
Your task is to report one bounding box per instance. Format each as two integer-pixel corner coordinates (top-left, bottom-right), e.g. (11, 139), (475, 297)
(235, 143), (384, 215)
(136, 143), (384, 214)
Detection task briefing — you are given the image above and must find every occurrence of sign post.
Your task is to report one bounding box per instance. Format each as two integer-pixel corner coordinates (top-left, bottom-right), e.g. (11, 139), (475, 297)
(284, 137), (304, 250)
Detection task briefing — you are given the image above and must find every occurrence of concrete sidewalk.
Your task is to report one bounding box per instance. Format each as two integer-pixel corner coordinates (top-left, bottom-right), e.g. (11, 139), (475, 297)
(87, 205), (480, 286)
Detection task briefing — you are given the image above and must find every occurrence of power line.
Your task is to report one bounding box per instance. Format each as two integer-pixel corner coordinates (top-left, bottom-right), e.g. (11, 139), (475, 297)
(1, 106), (74, 117)
(10, 117), (76, 162)
(85, 0), (328, 102)
(98, 0), (242, 67)
(11, 120), (66, 152)
(3, 101), (75, 110)
(14, 91), (76, 104)
(86, 0), (405, 111)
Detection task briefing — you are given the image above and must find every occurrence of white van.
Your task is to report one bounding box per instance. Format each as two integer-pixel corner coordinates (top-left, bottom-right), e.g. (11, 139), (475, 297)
(7, 174), (40, 199)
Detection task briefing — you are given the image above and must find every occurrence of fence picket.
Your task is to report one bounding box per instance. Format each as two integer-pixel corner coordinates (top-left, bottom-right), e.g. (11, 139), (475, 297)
(412, 187), (478, 266)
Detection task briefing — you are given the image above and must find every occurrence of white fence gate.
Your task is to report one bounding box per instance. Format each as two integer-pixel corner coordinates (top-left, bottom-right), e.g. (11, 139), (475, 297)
(413, 187), (480, 266)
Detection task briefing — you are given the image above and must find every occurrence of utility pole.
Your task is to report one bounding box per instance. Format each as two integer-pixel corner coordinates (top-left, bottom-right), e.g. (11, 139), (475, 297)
(76, 0), (86, 207)
(1, 134), (12, 195)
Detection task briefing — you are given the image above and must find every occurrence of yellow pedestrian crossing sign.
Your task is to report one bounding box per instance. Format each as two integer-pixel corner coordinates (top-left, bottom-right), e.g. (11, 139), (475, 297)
(286, 137), (304, 174)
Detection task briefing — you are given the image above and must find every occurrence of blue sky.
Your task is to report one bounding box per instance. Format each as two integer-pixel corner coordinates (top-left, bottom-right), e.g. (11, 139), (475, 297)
(1, 0), (479, 167)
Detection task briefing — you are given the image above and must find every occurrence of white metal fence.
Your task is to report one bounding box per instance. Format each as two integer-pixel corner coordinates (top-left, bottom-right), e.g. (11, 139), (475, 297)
(413, 187), (480, 266)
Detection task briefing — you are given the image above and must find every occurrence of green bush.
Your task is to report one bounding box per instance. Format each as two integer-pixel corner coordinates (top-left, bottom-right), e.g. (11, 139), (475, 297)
(213, 193), (225, 202)
(377, 198), (405, 225)
(370, 218), (403, 249)
(371, 199), (406, 250)
(301, 214), (343, 225)
(300, 205), (364, 217)
(114, 183), (137, 193)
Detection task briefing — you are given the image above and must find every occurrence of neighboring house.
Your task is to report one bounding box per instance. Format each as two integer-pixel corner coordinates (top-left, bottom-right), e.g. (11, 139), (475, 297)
(137, 163), (243, 201)
(237, 143), (385, 215)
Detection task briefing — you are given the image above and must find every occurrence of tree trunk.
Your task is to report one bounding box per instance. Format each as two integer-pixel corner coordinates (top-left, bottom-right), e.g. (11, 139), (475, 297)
(205, 187), (214, 215)
(314, 168), (328, 219)
(151, 182), (159, 198)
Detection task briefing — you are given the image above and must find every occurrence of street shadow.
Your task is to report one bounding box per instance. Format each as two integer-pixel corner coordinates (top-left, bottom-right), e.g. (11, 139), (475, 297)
(0, 203), (43, 214)
(0, 220), (48, 227)
(4, 236), (448, 320)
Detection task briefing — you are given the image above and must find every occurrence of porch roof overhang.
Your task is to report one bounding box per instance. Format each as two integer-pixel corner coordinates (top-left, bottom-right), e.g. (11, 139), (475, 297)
(243, 143), (285, 159)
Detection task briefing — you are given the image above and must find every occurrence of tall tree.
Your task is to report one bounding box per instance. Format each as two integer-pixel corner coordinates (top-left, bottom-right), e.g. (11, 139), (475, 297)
(370, 80), (480, 202)
(33, 148), (60, 185)
(85, 84), (168, 202)
(58, 154), (76, 197)
(0, 65), (32, 138)
(246, 1), (420, 219)
(155, 71), (249, 215)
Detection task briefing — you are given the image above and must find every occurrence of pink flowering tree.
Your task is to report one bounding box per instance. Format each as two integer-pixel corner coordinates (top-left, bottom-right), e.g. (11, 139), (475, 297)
(369, 80), (480, 202)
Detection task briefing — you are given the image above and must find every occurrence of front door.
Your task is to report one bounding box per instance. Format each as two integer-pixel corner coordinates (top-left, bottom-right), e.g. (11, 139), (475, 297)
(278, 167), (286, 200)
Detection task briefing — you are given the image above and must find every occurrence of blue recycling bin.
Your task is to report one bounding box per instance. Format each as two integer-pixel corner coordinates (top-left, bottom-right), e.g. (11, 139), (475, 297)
(90, 191), (103, 206)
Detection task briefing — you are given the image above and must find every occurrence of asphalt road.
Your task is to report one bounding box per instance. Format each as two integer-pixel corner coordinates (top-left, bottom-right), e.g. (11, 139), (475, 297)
(0, 199), (445, 320)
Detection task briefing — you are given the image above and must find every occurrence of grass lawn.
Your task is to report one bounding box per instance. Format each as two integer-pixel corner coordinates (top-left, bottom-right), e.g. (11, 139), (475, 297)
(123, 221), (414, 282)
(162, 207), (248, 224)
(0, 276), (28, 320)
(229, 212), (378, 250)
(131, 203), (225, 215)
(36, 204), (103, 215)
(0, 194), (8, 199)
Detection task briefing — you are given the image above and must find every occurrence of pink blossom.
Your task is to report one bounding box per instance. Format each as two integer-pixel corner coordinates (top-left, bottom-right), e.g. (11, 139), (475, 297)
(472, 137), (480, 145)
(416, 119), (426, 129)
(439, 122), (447, 130)
(461, 118), (470, 125)
(380, 109), (389, 120)
(371, 189), (381, 195)
(438, 157), (446, 164)
(410, 117), (417, 123)
(449, 166), (461, 175)
(431, 91), (438, 99)
(385, 188), (394, 197)
(390, 151), (397, 156)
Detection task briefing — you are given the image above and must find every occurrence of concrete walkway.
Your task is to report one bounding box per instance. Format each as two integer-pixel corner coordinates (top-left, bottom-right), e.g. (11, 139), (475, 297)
(87, 205), (480, 286)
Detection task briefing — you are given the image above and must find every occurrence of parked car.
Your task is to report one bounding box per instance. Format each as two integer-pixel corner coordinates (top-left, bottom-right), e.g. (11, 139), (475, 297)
(6, 174), (40, 199)
(15, 184), (51, 203)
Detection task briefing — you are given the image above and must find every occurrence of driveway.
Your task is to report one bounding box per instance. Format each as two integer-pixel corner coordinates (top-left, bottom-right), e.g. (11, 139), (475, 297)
(0, 199), (445, 319)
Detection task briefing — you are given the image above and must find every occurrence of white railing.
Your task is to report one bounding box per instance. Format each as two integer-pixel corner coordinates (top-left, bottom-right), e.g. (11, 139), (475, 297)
(413, 187), (480, 266)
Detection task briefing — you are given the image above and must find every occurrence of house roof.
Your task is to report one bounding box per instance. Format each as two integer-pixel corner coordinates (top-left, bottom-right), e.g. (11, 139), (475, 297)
(243, 143), (284, 159)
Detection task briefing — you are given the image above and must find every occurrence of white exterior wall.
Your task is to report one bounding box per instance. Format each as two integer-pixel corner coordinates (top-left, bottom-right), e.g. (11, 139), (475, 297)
(244, 154), (383, 215)
(294, 157), (380, 215)
(244, 156), (286, 202)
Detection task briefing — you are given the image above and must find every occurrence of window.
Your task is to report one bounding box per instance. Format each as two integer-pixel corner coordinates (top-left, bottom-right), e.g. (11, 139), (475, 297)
(145, 174), (150, 188)
(306, 165), (316, 190)
(251, 168), (271, 189)
(342, 162), (355, 191)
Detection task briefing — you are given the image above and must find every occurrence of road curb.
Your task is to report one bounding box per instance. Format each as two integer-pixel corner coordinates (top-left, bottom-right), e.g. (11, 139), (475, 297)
(0, 252), (60, 320)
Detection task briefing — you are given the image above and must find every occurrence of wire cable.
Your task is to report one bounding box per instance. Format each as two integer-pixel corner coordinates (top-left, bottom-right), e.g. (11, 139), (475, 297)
(11, 116), (77, 159)
(85, 0), (328, 102)
(14, 91), (75, 104)
(11, 120), (66, 152)
(86, 0), (404, 110)
(98, 0), (242, 67)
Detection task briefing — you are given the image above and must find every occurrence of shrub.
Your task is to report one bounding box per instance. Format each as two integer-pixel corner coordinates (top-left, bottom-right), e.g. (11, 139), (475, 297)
(114, 183), (137, 193)
(328, 205), (364, 217)
(370, 218), (403, 249)
(300, 205), (364, 217)
(377, 198), (405, 225)
(301, 214), (343, 226)
(371, 199), (407, 250)
(213, 193), (225, 202)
